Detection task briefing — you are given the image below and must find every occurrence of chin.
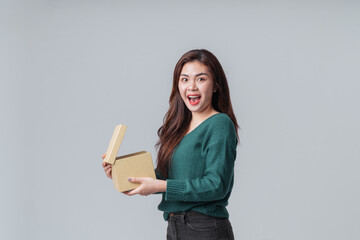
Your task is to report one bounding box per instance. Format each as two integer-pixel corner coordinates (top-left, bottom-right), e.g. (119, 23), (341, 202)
(187, 106), (204, 113)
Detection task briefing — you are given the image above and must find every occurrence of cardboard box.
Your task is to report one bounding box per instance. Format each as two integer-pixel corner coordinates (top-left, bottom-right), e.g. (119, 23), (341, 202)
(103, 124), (156, 192)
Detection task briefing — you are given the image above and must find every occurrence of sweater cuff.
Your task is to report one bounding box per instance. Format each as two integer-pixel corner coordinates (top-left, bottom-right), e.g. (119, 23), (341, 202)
(165, 179), (185, 201)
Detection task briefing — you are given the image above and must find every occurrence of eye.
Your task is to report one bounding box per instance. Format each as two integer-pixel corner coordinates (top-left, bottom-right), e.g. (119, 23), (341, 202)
(181, 78), (188, 82)
(197, 77), (205, 81)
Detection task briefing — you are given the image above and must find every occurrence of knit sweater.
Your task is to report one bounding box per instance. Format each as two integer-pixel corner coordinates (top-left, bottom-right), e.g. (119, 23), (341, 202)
(157, 113), (238, 221)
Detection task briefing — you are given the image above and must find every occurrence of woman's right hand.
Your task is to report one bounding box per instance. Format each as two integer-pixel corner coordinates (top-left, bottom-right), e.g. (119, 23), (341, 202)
(102, 154), (112, 179)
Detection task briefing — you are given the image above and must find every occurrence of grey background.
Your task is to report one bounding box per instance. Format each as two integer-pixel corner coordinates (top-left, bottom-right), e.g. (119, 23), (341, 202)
(1, 1), (359, 240)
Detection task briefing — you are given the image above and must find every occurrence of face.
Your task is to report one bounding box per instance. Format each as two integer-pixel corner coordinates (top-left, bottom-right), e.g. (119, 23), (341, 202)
(178, 60), (215, 115)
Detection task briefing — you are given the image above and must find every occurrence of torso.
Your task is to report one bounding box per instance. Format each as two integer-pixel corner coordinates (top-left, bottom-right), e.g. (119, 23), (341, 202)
(157, 112), (238, 220)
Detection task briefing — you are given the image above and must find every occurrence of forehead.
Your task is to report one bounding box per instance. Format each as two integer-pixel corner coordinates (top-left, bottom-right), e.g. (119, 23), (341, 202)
(180, 61), (210, 74)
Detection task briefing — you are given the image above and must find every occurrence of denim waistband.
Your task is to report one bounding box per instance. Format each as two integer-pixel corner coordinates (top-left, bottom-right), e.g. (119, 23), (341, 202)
(168, 211), (227, 222)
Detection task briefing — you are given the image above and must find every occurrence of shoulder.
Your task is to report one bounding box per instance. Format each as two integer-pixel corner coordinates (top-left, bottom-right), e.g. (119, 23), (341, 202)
(203, 113), (237, 144)
(206, 113), (235, 131)
(208, 112), (233, 124)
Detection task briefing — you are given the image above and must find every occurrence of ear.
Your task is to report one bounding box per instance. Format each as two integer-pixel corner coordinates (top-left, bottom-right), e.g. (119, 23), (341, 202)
(213, 83), (218, 93)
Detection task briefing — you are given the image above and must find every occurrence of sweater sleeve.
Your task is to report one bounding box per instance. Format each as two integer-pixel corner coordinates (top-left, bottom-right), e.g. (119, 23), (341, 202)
(165, 137), (237, 202)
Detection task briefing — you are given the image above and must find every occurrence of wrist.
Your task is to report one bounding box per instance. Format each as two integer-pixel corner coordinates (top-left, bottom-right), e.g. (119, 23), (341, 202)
(157, 179), (167, 192)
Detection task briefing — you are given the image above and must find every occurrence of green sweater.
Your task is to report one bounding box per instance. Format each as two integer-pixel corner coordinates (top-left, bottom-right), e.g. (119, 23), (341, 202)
(157, 113), (238, 221)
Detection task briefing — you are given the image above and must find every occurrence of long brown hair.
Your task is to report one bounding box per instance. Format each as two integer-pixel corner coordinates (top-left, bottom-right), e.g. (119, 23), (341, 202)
(155, 49), (239, 178)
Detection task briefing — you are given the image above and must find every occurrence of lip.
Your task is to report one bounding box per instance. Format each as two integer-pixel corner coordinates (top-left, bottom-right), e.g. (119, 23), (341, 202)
(187, 94), (201, 106)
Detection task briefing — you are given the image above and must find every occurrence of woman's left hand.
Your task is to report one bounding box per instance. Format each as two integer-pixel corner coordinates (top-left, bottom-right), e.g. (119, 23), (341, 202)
(124, 177), (166, 196)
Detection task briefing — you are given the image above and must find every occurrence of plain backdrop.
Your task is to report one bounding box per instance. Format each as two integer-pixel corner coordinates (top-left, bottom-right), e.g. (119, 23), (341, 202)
(1, 1), (359, 240)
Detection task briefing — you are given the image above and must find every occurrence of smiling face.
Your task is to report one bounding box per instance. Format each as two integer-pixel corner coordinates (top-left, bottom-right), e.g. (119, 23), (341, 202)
(178, 60), (216, 116)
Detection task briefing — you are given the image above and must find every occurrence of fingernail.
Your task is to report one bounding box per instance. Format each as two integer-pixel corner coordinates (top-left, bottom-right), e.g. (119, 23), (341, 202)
(127, 178), (132, 181)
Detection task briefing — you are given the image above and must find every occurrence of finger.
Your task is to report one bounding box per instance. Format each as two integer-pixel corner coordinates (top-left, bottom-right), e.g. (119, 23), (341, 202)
(106, 169), (112, 177)
(102, 153), (106, 159)
(126, 189), (139, 196)
(122, 190), (131, 196)
(127, 177), (142, 183)
(103, 161), (112, 168)
(102, 161), (108, 168)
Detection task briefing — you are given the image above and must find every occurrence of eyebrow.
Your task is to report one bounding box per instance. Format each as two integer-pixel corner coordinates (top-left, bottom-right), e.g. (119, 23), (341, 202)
(180, 72), (209, 77)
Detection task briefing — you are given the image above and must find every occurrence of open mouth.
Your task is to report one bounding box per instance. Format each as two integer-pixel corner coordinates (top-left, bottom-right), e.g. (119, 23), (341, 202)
(188, 95), (201, 105)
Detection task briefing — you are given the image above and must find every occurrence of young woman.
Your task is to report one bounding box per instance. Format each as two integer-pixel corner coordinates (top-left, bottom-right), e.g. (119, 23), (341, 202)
(102, 49), (239, 240)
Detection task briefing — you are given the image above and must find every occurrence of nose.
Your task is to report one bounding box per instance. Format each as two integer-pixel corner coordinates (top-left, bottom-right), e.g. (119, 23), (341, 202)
(188, 79), (198, 91)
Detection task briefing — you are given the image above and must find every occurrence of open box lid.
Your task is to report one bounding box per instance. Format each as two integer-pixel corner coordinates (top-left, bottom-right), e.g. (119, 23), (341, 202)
(103, 124), (127, 165)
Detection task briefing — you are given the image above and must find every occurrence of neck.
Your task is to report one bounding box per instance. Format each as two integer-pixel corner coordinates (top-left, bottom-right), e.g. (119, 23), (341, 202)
(191, 106), (218, 123)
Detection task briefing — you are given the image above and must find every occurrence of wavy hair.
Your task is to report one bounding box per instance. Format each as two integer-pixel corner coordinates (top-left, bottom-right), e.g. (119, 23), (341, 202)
(155, 49), (239, 178)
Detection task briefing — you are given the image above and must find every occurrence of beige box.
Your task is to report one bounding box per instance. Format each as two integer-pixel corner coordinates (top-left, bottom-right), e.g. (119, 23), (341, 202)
(103, 125), (156, 192)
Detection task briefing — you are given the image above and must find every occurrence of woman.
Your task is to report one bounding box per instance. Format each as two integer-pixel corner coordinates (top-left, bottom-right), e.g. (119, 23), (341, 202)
(102, 49), (239, 239)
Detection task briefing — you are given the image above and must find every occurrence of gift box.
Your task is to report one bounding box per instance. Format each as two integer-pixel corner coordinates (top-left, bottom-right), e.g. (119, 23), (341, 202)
(103, 125), (156, 192)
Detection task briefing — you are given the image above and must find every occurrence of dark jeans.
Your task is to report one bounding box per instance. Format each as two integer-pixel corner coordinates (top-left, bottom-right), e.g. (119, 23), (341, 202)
(166, 211), (234, 240)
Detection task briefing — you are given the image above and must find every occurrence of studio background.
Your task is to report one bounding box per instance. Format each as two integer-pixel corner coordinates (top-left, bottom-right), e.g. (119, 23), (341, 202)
(1, 1), (359, 240)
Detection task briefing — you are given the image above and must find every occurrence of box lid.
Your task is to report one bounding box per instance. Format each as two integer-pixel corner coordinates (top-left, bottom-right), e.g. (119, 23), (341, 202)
(103, 124), (127, 165)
